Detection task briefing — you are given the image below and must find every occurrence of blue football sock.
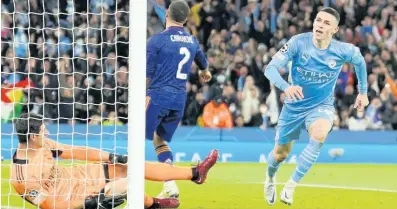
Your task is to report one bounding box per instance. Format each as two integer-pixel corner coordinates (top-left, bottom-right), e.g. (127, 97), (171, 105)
(267, 151), (283, 178)
(291, 139), (323, 183)
(156, 144), (173, 165)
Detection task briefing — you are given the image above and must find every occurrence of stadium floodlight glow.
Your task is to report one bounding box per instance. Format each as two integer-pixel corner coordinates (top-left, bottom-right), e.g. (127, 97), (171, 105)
(128, 0), (147, 208)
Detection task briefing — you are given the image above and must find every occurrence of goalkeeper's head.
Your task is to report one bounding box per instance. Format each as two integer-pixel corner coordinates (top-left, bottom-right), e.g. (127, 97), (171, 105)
(15, 113), (48, 147)
(166, 0), (190, 26)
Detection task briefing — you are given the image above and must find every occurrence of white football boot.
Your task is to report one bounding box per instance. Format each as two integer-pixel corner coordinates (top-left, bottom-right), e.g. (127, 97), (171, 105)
(264, 174), (277, 205)
(156, 180), (180, 198)
(280, 179), (297, 205)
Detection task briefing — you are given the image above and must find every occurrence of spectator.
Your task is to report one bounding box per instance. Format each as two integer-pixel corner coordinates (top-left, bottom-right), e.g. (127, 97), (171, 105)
(381, 102), (397, 130)
(183, 92), (206, 125)
(241, 76), (261, 125)
(103, 111), (123, 126)
(348, 110), (370, 131)
(202, 97), (234, 129)
(365, 97), (383, 130)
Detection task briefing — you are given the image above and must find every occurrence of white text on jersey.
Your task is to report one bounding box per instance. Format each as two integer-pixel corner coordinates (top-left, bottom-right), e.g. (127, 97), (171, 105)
(170, 35), (194, 43)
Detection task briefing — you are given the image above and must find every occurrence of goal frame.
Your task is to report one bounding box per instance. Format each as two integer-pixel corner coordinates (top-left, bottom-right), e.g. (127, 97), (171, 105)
(128, 0), (147, 208)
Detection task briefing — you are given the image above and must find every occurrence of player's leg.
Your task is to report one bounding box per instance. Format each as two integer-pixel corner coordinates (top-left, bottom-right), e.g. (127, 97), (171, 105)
(146, 97), (170, 165)
(265, 107), (303, 205)
(98, 149), (217, 208)
(154, 109), (184, 198)
(106, 148), (218, 185)
(106, 162), (201, 183)
(280, 106), (334, 205)
(153, 132), (174, 166)
(145, 98), (179, 197)
(267, 140), (294, 179)
(265, 141), (294, 206)
(146, 149), (219, 183)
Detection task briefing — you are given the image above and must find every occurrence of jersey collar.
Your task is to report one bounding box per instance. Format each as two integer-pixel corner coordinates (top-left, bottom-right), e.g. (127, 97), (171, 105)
(12, 152), (28, 164)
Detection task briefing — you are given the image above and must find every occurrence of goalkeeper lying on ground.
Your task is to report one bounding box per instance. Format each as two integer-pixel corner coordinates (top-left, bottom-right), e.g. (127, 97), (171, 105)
(11, 113), (219, 209)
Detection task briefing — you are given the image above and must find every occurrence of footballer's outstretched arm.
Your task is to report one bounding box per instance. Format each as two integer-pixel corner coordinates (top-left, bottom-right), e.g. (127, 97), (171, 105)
(264, 37), (298, 92)
(347, 45), (368, 94)
(146, 36), (160, 89)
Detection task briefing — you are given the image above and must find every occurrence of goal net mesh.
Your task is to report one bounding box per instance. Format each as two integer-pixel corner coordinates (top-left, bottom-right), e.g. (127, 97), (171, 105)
(1, 0), (130, 207)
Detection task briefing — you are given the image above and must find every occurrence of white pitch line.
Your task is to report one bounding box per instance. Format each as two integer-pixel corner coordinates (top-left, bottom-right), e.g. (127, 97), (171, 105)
(238, 182), (397, 193)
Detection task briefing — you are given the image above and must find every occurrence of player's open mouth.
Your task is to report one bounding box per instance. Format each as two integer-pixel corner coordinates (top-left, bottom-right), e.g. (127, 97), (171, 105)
(315, 30), (323, 35)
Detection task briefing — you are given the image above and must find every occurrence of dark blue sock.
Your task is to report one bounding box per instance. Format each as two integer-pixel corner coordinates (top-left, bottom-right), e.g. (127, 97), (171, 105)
(156, 144), (173, 165)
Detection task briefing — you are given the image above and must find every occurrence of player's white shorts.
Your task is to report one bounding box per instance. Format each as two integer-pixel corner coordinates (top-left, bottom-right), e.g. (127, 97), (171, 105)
(275, 102), (335, 144)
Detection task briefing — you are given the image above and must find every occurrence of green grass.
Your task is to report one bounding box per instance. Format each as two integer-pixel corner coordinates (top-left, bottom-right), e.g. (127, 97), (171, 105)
(2, 161), (397, 209)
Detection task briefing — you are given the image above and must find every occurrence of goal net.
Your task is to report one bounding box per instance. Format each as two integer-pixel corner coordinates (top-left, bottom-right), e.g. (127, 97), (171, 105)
(1, 0), (145, 207)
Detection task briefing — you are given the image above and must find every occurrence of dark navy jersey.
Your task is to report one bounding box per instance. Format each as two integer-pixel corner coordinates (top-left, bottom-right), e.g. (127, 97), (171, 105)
(146, 26), (208, 110)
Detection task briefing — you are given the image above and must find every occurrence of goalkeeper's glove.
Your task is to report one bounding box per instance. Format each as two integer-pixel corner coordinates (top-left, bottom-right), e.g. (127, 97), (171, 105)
(109, 153), (128, 164)
(84, 192), (126, 209)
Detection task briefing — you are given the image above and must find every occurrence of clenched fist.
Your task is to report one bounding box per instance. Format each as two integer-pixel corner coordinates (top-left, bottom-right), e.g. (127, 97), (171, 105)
(199, 70), (212, 83)
(354, 94), (369, 112)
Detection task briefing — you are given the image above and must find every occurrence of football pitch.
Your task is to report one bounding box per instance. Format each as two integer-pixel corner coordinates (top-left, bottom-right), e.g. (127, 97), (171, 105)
(1, 162), (396, 209)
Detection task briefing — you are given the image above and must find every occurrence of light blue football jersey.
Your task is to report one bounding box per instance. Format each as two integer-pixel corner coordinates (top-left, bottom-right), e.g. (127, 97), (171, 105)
(265, 32), (367, 112)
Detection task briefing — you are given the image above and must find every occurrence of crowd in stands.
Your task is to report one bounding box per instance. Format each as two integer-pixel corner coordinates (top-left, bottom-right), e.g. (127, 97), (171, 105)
(1, 0), (397, 130)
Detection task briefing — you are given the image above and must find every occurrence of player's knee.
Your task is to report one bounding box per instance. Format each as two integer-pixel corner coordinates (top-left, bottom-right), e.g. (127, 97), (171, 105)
(310, 131), (328, 142)
(309, 127), (329, 142)
(274, 151), (289, 162)
(308, 119), (332, 142)
(273, 143), (292, 162)
(153, 134), (166, 147)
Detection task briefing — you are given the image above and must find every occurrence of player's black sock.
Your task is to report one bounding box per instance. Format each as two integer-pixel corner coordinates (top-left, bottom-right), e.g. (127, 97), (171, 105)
(191, 167), (199, 181)
(147, 202), (160, 209)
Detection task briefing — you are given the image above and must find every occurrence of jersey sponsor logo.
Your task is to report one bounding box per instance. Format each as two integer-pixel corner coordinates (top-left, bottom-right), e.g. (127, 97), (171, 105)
(43, 166), (60, 190)
(296, 67), (337, 83)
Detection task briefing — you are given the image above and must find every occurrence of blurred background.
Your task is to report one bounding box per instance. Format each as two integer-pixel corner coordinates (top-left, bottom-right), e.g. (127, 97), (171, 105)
(2, 0), (397, 131)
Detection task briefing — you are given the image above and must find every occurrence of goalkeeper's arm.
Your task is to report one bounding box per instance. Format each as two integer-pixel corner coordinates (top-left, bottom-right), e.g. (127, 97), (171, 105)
(46, 139), (127, 164)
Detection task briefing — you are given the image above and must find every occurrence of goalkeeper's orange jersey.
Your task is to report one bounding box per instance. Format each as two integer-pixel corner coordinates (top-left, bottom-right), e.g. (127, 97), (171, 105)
(10, 139), (108, 209)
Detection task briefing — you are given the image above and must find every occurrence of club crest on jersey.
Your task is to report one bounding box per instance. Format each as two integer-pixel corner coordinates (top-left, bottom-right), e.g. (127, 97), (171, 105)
(279, 43), (289, 54)
(28, 190), (39, 198)
(327, 59), (336, 68)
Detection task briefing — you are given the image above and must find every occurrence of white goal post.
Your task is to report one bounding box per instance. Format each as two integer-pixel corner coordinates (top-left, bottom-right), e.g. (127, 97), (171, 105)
(128, 0), (147, 208)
